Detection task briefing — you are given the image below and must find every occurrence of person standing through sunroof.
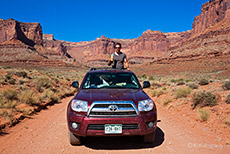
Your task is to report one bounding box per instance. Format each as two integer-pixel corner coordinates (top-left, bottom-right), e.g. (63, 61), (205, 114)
(108, 43), (130, 70)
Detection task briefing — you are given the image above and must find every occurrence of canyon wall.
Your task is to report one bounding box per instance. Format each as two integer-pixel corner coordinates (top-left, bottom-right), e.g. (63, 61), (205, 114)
(0, 0), (229, 65)
(192, 0), (230, 35)
(0, 19), (43, 46)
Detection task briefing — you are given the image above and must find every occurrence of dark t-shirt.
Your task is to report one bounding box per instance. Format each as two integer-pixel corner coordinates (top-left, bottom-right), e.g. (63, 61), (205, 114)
(110, 52), (127, 69)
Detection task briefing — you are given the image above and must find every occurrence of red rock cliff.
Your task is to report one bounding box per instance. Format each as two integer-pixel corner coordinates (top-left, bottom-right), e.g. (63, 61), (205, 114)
(0, 18), (43, 46)
(192, 0), (230, 35)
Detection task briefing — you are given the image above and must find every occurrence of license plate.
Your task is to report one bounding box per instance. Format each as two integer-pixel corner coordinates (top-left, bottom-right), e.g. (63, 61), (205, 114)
(105, 124), (122, 134)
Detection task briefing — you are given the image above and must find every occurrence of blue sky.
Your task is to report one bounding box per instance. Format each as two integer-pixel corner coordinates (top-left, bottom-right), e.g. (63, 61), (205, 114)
(1, 0), (209, 42)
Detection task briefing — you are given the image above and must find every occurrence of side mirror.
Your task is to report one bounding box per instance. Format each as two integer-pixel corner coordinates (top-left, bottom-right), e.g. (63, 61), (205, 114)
(71, 81), (79, 88)
(143, 81), (150, 88)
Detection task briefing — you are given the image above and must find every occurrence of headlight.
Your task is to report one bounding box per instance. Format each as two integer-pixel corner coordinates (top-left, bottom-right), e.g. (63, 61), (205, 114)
(138, 99), (154, 112)
(71, 100), (88, 112)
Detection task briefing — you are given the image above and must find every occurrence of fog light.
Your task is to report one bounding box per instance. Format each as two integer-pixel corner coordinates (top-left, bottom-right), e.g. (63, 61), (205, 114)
(147, 122), (154, 128)
(71, 122), (78, 129)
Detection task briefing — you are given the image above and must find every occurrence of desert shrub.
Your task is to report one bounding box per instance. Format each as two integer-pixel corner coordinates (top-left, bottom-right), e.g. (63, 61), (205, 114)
(198, 109), (210, 122)
(187, 83), (199, 89)
(226, 94), (230, 104)
(19, 90), (40, 106)
(35, 77), (52, 92)
(185, 79), (192, 83)
(51, 95), (60, 103)
(162, 87), (167, 91)
(0, 97), (17, 108)
(163, 99), (172, 106)
(192, 91), (218, 109)
(151, 82), (161, 89)
(2, 66), (11, 69)
(177, 78), (184, 82)
(199, 78), (209, 86)
(1, 88), (18, 100)
(0, 110), (13, 125)
(177, 81), (185, 85)
(8, 78), (16, 85)
(222, 81), (230, 90)
(149, 76), (154, 81)
(151, 89), (164, 97)
(42, 89), (60, 103)
(141, 74), (147, 79)
(18, 79), (29, 85)
(5, 73), (12, 80)
(60, 87), (77, 98)
(175, 87), (191, 99)
(171, 79), (176, 83)
(14, 71), (28, 78)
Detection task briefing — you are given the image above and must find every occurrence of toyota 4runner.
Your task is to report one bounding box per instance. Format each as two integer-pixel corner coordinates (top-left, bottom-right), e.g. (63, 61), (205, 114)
(67, 68), (157, 145)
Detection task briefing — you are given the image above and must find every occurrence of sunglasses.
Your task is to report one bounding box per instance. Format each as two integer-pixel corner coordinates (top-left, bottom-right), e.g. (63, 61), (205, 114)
(115, 46), (121, 49)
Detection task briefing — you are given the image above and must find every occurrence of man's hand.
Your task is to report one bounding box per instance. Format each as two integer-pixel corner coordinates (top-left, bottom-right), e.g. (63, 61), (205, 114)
(108, 60), (112, 66)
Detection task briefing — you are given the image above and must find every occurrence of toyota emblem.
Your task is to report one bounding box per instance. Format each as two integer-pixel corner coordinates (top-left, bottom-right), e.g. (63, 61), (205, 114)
(108, 105), (118, 112)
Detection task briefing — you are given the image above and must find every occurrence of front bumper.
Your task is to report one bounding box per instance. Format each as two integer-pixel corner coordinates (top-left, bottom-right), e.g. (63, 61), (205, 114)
(67, 111), (157, 137)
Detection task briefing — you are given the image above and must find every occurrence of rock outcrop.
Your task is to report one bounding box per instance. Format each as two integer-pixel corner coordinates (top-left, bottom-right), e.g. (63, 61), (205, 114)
(130, 30), (169, 53)
(192, 0), (230, 35)
(0, 19), (43, 47)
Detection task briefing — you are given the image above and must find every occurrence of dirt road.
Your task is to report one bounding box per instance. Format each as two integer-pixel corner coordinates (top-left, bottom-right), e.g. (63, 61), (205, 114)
(0, 96), (229, 154)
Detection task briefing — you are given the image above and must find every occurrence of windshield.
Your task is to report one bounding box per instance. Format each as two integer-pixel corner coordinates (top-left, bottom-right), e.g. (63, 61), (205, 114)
(82, 72), (140, 89)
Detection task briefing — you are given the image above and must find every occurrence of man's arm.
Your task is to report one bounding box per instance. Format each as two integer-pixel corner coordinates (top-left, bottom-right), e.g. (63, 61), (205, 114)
(124, 58), (130, 71)
(108, 54), (113, 66)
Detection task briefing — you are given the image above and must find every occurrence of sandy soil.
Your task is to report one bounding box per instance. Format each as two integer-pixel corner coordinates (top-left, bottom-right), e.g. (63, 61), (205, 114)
(0, 95), (229, 154)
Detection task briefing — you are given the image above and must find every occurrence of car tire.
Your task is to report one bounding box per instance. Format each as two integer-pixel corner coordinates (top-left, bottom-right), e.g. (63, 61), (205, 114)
(68, 130), (81, 145)
(143, 131), (156, 143)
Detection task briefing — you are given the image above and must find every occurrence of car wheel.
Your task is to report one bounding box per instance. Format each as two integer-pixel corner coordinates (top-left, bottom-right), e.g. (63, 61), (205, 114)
(143, 131), (156, 143)
(68, 130), (81, 145)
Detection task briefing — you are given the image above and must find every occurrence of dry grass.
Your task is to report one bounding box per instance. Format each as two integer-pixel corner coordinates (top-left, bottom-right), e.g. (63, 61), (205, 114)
(163, 99), (172, 106)
(174, 87), (191, 99)
(151, 89), (164, 97)
(0, 66), (84, 128)
(198, 108), (210, 122)
(1, 88), (18, 101)
(19, 90), (40, 106)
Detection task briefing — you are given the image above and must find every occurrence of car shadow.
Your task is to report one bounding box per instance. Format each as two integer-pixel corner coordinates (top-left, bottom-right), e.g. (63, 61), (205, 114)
(83, 127), (164, 150)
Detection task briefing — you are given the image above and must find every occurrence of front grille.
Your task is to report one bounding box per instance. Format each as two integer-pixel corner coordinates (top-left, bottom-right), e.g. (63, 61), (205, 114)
(89, 111), (137, 116)
(87, 101), (138, 117)
(88, 124), (139, 130)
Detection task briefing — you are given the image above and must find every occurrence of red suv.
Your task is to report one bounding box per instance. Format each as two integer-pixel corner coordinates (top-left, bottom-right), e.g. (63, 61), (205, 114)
(67, 68), (157, 145)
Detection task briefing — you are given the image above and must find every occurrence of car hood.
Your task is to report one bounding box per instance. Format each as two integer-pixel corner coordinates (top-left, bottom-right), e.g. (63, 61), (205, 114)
(73, 89), (150, 105)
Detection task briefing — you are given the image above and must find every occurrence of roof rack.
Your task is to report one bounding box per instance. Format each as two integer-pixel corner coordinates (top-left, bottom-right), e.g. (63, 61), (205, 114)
(90, 67), (127, 71)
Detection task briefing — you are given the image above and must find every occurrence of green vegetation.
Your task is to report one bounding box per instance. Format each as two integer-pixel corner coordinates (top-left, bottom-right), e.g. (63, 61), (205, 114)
(35, 76), (52, 92)
(0, 66), (84, 126)
(148, 76), (154, 81)
(198, 109), (210, 122)
(1, 88), (18, 101)
(186, 82), (199, 89)
(163, 99), (172, 106)
(14, 71), (28, 78)
(151, 82), (161, 89)
(199, 78), (209, 86)
(151, 89), (164, 97)
(175, 87), (191, 99)
(192, 91), (218, 109)
(19, 90), (40, 106)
